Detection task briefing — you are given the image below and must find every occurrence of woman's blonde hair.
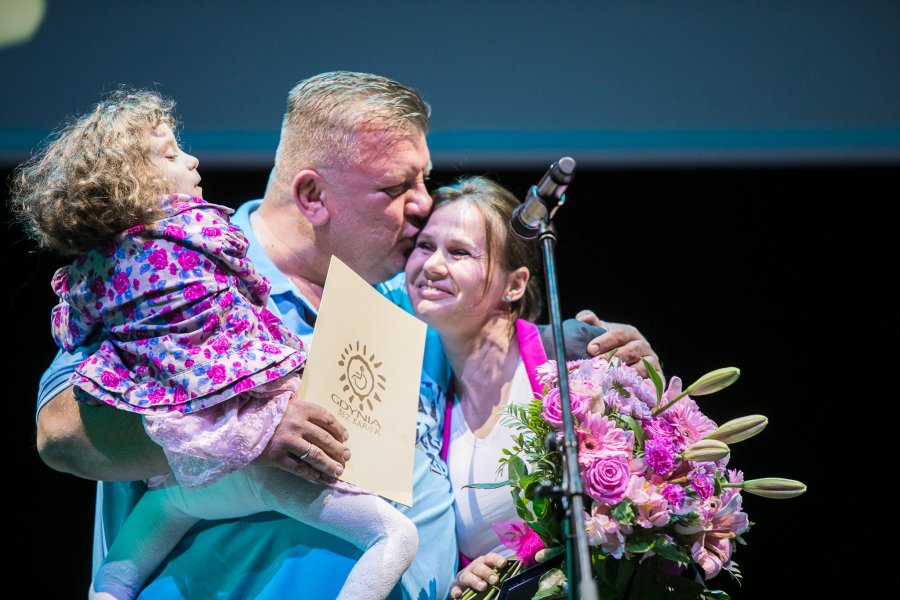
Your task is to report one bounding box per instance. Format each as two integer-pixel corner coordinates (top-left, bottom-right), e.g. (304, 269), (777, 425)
(9, 88), (177, 256)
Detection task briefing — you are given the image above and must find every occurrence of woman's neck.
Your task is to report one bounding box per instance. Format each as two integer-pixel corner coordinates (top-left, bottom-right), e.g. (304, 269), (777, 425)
(441, 314), (521, 436)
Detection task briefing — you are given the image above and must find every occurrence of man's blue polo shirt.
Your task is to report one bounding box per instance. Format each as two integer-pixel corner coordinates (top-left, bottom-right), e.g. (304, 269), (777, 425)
(37, 200), (456, 599)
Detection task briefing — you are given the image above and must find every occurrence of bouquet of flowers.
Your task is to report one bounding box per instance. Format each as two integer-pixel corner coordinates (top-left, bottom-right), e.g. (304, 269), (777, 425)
(464, 355), (806, 599)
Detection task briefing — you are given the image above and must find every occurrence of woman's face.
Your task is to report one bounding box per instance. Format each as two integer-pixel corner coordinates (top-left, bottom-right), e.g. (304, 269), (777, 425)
(405, 200), (508, 331)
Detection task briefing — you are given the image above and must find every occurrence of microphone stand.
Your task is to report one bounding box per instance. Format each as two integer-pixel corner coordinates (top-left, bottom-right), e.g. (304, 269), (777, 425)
(532, 211), (598, 600)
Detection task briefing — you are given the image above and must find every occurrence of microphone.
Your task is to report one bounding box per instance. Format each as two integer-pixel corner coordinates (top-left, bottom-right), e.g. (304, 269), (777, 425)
(510, 157), (576, 240)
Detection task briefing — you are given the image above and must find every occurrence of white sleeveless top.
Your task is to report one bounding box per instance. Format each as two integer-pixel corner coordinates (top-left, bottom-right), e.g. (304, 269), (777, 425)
(448, 360), (532, 559)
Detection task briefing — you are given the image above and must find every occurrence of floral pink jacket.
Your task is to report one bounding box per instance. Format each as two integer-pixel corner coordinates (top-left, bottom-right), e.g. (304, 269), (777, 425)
(51, 194), (304, 415)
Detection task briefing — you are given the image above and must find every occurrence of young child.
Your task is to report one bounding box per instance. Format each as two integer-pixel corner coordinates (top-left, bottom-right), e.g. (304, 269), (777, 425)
(11, 89), (417, 600)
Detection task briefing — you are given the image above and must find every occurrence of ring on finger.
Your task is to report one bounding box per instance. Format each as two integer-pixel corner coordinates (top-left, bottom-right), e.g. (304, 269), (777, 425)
(298, 439), (313, 461)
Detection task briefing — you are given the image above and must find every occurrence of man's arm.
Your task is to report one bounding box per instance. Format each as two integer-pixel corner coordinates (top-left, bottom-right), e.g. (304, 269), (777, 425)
(37, 386), (168, 481)
(38, 385), (351, 483)
(576, 310), (662, 377)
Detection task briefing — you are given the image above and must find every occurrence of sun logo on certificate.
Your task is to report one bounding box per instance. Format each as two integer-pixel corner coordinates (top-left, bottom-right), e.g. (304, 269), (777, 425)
(338, 341), (386, 414)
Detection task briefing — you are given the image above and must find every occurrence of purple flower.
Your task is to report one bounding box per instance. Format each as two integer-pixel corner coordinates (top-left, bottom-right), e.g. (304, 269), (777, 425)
(644, 438), (676, 475)
(582, 454), (630, 505)
(688, 465), (716, 500)
(661, 483), (686, 508)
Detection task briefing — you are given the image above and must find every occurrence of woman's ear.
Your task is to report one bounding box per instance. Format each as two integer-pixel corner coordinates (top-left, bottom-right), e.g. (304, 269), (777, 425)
(291, 170), (330, 226)
(505, 266), (530, 302)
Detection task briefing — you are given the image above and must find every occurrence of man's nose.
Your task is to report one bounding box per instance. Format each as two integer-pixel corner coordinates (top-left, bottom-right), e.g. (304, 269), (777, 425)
(405, 181), (432, 219)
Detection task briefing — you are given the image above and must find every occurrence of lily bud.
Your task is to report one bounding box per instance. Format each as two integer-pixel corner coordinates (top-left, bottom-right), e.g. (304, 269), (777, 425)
(704, 415), (768, 444)
(684, 367), (741, 396)
(739, 478), (807, 499)
(682, 439), (730, 462)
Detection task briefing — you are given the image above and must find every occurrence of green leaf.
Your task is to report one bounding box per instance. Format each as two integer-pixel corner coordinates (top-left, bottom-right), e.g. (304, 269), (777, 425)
(625, 538), (653, 554)
(533, 568), (566, 599)
(652, 537), (690, 564)
(462, 480), (513, 490)
(643, 357), (664, 403)
(532, 496), (547, 518)
(612, 380), (631, 398)
(614, 557), (636, 594)
(507, 455), (528, 481)
(618, 415), (646, 448)
(610, 500), (635, 526)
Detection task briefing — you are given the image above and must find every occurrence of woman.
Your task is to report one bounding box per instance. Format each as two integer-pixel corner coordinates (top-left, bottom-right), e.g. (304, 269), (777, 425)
(404, 176), (606, 598)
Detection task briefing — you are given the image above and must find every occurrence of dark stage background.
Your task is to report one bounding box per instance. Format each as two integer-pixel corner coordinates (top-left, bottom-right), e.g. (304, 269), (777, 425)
(8, 162), (887, 598)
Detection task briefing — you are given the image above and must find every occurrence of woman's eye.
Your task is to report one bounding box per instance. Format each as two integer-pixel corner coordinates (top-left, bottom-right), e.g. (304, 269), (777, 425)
(415, 241), (434, 251)
(450, 249), (471, 258)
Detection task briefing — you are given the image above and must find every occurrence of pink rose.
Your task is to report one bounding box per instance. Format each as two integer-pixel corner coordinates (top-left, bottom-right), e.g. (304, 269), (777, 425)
(212, 337), (230, 355)
(164, 224), (186, 240)
(213, 266), (228, 284)
(261, 343), (281, 354)
(541, 388), (589, 430)
(125, 224), (145, 235)
(177, 250), (200, 271)
(582, 454), (630, 505)
(174, 386), (187, 403)
(89, 277), (107, 297)
(113, 273), (130, 295)
(234, 378), (255, 393)
(100, 370), (120, 388)
(148, 386), (165, 401)
(217, 292), (234, 309)
(207, 364), (226, 384)
(202, 227), (222, 237)
(183, 282), (207, 302)
(147, 248), (168, 270)
(202, 314), (218, 333)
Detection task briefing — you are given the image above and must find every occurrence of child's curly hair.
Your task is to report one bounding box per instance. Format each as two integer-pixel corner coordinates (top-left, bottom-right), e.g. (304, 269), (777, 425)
(9, 88), (178, 256)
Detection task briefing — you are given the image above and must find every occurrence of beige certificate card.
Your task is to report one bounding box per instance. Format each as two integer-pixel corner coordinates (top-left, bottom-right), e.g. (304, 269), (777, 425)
(296, 255), (425, 506)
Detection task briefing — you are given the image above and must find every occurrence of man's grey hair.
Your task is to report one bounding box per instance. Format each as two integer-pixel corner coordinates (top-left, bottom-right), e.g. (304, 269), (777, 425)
(274, 71), (430, 183)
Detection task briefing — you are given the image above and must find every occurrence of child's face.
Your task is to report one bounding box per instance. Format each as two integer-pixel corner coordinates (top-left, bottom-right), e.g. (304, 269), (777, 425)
(149, 124), (202, 198)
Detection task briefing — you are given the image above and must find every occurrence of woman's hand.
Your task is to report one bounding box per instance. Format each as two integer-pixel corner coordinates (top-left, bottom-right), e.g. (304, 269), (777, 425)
(449, 553), (508, 598)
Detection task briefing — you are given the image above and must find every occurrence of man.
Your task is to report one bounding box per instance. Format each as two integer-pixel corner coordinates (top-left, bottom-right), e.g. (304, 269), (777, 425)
(37, 72), (659, 598)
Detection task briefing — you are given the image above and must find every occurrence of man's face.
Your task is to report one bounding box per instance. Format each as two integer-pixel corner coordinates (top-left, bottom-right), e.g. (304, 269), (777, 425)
(318, 127), (432, 284)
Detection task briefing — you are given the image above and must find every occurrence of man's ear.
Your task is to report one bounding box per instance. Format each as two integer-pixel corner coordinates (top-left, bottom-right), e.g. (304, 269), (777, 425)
(505, 266), (530, 302)
(291, 169), (330, 226)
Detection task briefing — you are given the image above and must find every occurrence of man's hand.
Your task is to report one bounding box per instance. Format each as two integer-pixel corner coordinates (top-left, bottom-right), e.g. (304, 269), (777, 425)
(254, 392), (351, 483)
(576, 310), (661, 377)
(449, 553), (508, 598)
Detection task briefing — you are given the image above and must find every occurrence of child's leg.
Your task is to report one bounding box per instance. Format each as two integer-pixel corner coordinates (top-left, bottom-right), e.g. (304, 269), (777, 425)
(90, 471), (269, 600)
(247, 464), (419, 600)
(89, 487), (201, 600)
